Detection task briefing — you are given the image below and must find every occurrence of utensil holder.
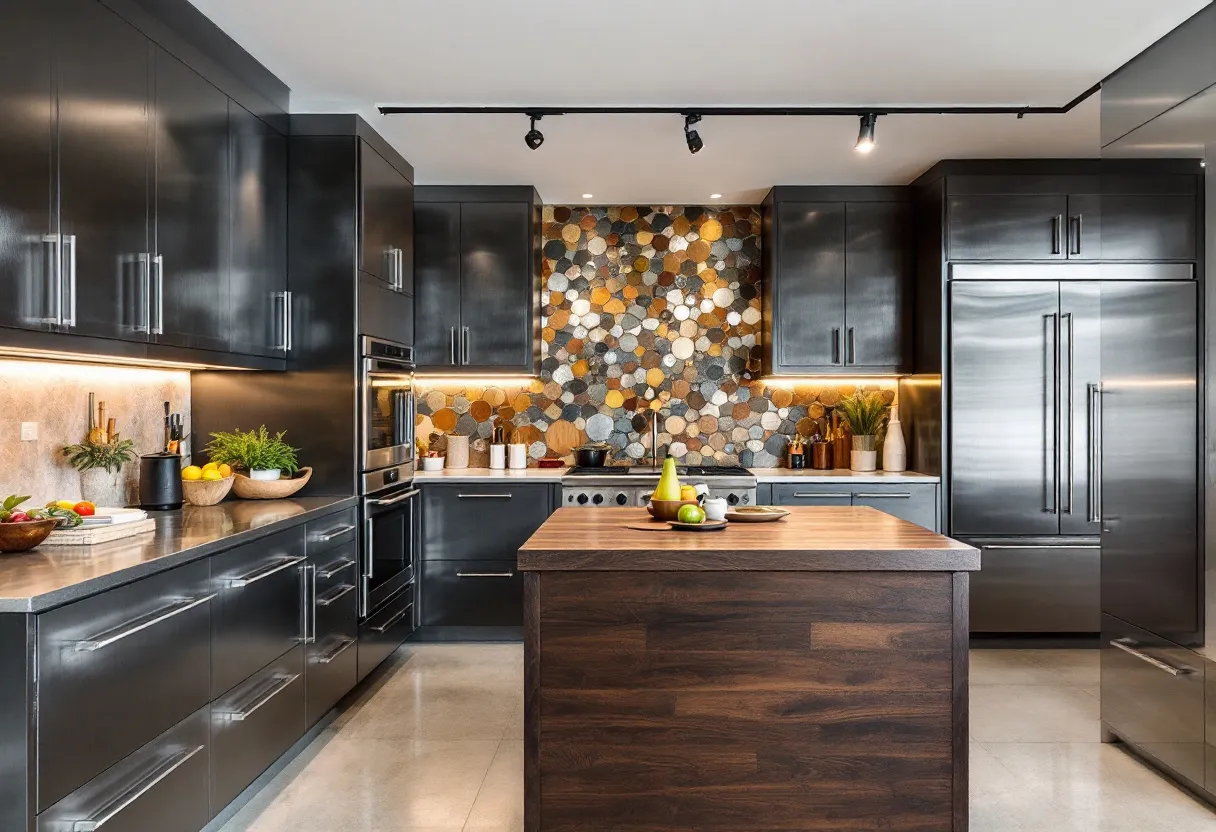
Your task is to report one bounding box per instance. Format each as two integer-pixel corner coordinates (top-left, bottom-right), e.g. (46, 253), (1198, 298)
(508, 443), (527, 469)
(810, 442), (832, 470)
(446, 435), (470, 469)
(489, 444), (506, 470)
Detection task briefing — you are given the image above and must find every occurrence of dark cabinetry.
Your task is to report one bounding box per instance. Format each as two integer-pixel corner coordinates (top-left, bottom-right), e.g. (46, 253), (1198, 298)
(360, 142), (414, 293)
(770, 482), (939, 531)
(415, 187), (540, 371)
(762, 187), (910, 375)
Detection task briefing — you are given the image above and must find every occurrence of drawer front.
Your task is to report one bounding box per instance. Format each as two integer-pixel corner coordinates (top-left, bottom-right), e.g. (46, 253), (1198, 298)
(1101, 614), (1205, 788)
(421, 559), (522, 627)
(970, 543), (1099, 633)
(211, 646), (306, 810)
(307, 508), (358, 556)
(771, 484), (853, 506)
(307, 631), (358, 727)
(37, 706), (210, 832)
(37, 559), (212, 811)
(313, 542), (359, 641)
(423, 484), (551, 561)
(211, 527), (308, 698)
(850, 485), (938, 531)
(358, 585), (415, 682)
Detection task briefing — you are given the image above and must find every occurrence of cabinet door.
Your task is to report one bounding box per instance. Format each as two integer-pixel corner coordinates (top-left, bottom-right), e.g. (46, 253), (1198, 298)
(1094, 194), (1198, 262)
(422, 484), (551, 561)
(771, 484), (852, 506)
(229, 102), (287, 356)
(772, 202), (846, 371)
(0, 1), (56, 332)
(421, 559), (522, 627)
(851, 485), (938, 531)
(970, 542), (1099, 633)
(459, 201), (535, 370)
(57, 0), (152, 341)
(947, 195), (1068, 261)
(358, 271), (414, 345)
(394, 176), (414, 295)
(359, 142), (400, 286)
(152, 47), (230, 352)
(845, 202), (907, 369)
(414, 201), (462, 366)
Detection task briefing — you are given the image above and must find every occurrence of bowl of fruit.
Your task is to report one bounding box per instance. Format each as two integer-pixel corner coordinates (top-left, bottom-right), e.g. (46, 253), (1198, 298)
(0, 495), (83, 553)
(180, 462), (235, 506)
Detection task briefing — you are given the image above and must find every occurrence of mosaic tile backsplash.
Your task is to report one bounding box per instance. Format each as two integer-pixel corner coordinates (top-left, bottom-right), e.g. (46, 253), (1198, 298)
(415, 205), (895, 468)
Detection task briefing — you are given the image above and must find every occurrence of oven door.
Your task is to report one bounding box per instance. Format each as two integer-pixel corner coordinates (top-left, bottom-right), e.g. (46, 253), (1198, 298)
(361, 485), (419, 620)
(362, 356), (415, 474)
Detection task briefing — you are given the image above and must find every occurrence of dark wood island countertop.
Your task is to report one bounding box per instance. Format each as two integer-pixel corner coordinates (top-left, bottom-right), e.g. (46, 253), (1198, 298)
(519, 506), (979, 832)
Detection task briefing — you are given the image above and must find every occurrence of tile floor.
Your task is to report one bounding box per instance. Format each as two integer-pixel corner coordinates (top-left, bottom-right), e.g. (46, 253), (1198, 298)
(217, 645), (1216, 832)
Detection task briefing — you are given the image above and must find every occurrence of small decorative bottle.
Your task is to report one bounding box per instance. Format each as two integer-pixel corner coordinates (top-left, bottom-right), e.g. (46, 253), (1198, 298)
(883, 405), (907, 472)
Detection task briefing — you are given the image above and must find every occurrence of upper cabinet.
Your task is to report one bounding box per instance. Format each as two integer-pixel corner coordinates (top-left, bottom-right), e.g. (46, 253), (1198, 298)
(360, 143), (414, 294)
(414, 187), (541, 372)
(762, 187), (911, 375)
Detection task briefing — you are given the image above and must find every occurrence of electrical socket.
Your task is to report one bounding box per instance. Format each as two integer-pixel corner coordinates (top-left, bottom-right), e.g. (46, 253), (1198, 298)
(20, 422), (38, 441)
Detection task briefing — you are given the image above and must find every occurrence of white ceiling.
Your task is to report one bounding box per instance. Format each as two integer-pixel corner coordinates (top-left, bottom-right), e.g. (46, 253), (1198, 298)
(190, 0), (1209, 203)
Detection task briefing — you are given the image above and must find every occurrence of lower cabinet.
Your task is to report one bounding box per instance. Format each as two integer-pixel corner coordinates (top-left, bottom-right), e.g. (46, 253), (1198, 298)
(307, 541), (359, 725)
(358, 583), (415, 681)
(37, 706), (211, 832)
(421, 560), (523, 627)
(770, 482), (939, 530)
(1207, 655), (1216, 794)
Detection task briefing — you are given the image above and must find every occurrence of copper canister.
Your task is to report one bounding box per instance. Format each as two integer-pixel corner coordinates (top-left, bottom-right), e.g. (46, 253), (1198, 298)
(810, 441), (832, 470)
(833, 427), (852, 469)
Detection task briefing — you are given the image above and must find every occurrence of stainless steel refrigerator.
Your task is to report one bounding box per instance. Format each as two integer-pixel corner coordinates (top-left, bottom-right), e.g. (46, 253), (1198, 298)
(950, 271), (1198, 636)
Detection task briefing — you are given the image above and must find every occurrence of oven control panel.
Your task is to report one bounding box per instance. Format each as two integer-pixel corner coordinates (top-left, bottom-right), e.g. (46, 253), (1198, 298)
(560, 486), (755, 508)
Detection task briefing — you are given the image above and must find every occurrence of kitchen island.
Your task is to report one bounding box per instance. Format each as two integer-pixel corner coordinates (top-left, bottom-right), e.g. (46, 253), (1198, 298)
(518, 506), (979, 832)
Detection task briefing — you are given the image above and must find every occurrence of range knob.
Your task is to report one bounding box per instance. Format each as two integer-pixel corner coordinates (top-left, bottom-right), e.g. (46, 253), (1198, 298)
(727, 493), (740, 505)
(615, 493), (629, 505)
(592, 494), (604, 505)
(577, 493), (589, 505)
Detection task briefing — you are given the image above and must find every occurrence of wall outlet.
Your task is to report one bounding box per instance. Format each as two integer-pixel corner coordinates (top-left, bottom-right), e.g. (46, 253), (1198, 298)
(20, 422), (38, 441)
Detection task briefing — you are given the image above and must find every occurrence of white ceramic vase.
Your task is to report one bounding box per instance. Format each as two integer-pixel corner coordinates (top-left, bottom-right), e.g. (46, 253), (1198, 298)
(883, 405), (907, 472)
(79, 467), (127, 507)
(850, 435), (878, 472)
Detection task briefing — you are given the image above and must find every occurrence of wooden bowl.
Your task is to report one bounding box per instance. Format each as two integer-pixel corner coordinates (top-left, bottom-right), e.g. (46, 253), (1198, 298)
(0, 519), (57, 553)
(646, 499), (699, 522)
(182, 475), (234, 507)
(232, 467), (312, 500)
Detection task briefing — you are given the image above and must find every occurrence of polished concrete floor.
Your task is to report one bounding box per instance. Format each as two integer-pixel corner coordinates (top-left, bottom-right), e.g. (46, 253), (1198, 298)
(217, 645), (1216, 832)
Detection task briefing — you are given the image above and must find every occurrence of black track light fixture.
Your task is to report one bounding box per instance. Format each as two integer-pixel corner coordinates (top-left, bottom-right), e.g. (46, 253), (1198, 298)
(684, 113), (704, 154)
(855, 112), (878, 154)
(524, 113), (544, 150)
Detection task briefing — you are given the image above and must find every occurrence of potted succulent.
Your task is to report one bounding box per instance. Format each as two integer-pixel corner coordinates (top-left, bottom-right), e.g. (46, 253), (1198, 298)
(835, 391), (890, 472)
(62, 437), (137, 506)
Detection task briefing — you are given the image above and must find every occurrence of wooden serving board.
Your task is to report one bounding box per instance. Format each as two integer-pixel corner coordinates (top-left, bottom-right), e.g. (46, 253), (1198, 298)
(43, 518), (157, 546)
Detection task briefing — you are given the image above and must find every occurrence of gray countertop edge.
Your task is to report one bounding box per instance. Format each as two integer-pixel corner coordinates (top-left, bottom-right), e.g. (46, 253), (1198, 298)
(0, 496), (359, 614)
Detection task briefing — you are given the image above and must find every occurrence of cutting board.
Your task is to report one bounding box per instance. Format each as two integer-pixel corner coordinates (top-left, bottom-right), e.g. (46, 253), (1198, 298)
(43, 518), (157, 546)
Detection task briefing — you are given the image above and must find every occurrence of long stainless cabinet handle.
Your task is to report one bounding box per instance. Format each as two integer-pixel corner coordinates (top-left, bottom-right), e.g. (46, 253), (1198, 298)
(69, 744), (205, 831)
(457, 493), (513, 499)
(1043, 313), (1060, 515)
(216, 674), (300, 721)
(983, 544), (1101, 550)
(305, 563), (317, 643)
(846, 327), (855, 365)
(226, 555), (307, 588)
(457, 571), (514, 578)
(135, 254), (151, 332)
(317, 557), (355, 580)
(315, 524), (356, 543)
(372, 487), (420, 507)
(1051, 214), (1063, 255)
(792, 492), (851, 499)
(73, 593), (217, 652)
(853, 492), (911, 499)
(62, 235), (77, 327)
(42, 234), (62, 325)
(831, 328), (841, 365)
(1109, 638), (1195, 677)
(151, 255), (164, 335)
(462, 326), (470, 364)
(1061, 312), (1074, 514)
(1087, 384), (1102, 523)
(370, 604), (412, 632)
(284, 290), (293, 352)
(315, 637), (355, 665)
(316, 584), (356, 607)
(450, 326), (457, 365)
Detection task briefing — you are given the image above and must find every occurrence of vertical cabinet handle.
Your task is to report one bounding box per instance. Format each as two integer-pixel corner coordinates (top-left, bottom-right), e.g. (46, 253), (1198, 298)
(134, 254), (151, 333)
(40, 234), (61, 325)
(846, 327), (855, 365)
(449, 326), (458, 365)
(283, 290), (293, 352)
(831, 328), (841, 364)
(1068, 215), (1084, 256)
(462, 326), (470, 364)
(1087, 383), (1103, 523)
(1051, 215), (1063, 255)
(1043, 314), (1059, 514)
(151, 255), (165, 335)
(62, 235), (77, 328)
(1061, 312), (1074, 514)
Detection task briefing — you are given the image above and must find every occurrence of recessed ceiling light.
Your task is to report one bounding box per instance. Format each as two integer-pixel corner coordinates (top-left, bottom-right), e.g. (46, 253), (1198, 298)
(710, 193), (722, 199)
(582, 193), (593, 199)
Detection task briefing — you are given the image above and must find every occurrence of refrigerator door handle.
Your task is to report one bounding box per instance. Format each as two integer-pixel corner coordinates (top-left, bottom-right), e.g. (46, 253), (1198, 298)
(1061, 312), (1074, 514)
(1043, 313), (1059, 515)
(1087, 383), (1102, 523)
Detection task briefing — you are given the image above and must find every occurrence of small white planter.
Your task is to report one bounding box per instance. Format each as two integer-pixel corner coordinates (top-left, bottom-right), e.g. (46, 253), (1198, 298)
(850, 450), (878, 472)
(248, 468), (282, 481)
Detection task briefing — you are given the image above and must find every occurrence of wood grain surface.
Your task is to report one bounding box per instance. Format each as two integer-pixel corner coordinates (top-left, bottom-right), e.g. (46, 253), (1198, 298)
(518, 506), (978, 572)
(527, 570), (965, 831)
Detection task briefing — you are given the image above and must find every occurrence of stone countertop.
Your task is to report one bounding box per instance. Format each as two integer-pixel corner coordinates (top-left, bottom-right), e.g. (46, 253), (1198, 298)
(0, 496), (358, 613)
(414, 467), (568, 483)
(518, 506), (978, 572)
(750, 469), (941, 483)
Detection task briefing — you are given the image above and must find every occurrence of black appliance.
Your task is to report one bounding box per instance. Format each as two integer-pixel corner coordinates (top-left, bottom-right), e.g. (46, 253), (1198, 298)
(139, 453), (183, 510)
(361, 476), (420, 621)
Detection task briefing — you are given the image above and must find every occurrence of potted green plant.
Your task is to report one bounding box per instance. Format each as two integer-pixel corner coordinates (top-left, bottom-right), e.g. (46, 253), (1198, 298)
(62, 437), (137, 505)
(204, 426), (299, 480)
(835, 391), (890, 472)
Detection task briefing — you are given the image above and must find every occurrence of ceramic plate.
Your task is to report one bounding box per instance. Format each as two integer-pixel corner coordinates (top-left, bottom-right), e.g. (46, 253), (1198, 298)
(666, 520), (728, 532)
(725, 507), (790, 523)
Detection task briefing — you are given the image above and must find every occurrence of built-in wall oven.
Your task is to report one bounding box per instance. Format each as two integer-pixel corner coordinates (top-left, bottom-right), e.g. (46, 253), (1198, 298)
(361, 336), (415, 479)
(362, 480), (419, 619)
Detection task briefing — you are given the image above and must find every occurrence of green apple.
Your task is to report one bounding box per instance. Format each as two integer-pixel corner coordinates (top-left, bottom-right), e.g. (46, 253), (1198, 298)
(677, 504), (706, 524)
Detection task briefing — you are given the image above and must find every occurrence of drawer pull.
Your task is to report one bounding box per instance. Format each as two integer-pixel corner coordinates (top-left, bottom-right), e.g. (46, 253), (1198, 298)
(317, 557), (356, 580)
(217, 673), (300, 722)
(792, 492), (851, 499)
(73, 594), (217, 652)
(457, 493), (513, 499)
(984, 544), (1101, 550)
(314, 524), (356, 543)
(853, 492), (912, 499)
(1109, 638), (1196, 677)
(316, 584), (356, 607)
(315, 637), (356, 665)
(370, 604), (412, 633)
(371, 488), (420, 507)
(227, 555), (307, 587)
(456, 571), (515, 578)
(70, 744), (205, 831)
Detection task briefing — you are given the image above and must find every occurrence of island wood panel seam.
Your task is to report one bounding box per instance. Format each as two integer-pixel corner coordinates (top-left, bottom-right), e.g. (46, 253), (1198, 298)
(952, 572), (969, 832)
(530, 570), (959, 831)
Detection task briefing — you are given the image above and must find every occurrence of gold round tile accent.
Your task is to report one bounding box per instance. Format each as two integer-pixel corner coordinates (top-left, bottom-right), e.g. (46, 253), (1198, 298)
(605, 390), (625, 408)
(672, 216), (691, 236)
(645, 367), (665, 387)
(699, 218), (723, 241)
(432, 408), (458, 432)
(561, 224), (581, 244)
(546, 420), (581, 455)
(687, 240), (711, 263)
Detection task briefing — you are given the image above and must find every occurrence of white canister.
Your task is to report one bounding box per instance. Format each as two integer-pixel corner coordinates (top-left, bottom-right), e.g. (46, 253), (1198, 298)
(446, 435), (470, 469)
(508, 443), (527, 469)
(703, 497), (728, 522)
(489, 444), (506, 470)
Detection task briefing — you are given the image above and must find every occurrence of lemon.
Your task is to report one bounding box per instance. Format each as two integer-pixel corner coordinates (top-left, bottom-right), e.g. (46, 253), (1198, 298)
(201, 462), (219, 473)
(181, 465), (203, 481)
(202, 469), (224, 481)
(217, 463), (233, 478)
(55, 500), (76, 511)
